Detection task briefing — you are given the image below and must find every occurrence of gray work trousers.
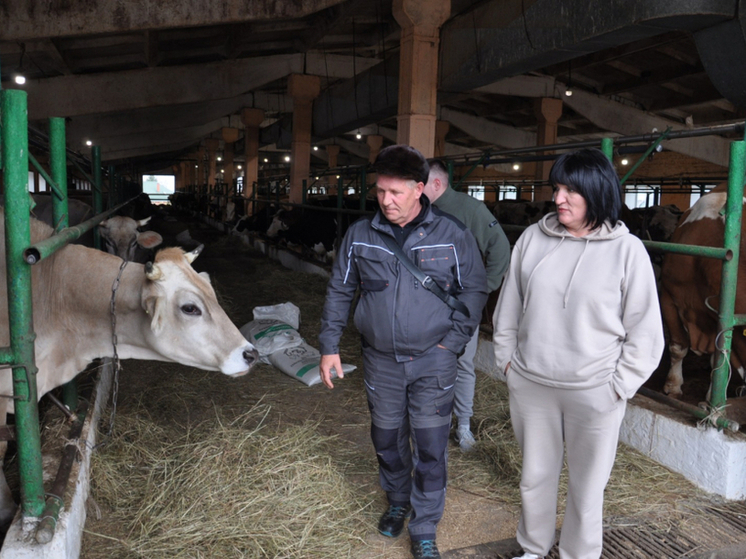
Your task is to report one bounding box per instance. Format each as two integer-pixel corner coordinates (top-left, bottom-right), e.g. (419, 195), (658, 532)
(453, 329), (479, 423)
(362, 344), (457, 541)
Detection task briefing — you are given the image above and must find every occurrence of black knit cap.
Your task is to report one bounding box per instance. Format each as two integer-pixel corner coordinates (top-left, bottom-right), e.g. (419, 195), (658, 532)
(373, 144), (430, 185)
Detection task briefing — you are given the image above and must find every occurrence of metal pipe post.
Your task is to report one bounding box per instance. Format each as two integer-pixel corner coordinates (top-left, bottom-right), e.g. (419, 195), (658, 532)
(92, 146), (103, 251)
(1, 89), (46, 518)
(601, 137), (614, 161)
(49, 117), (69, 233)
(50, 118), (81, 411)
(710, 140), (746, 412)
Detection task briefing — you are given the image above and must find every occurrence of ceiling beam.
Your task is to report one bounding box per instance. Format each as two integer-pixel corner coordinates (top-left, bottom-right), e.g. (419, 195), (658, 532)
(557, 83), (730, 167)
(439, 0), (735, 93)
(469, 74), (729, 166)
(440, 107), (536, 149)
(1, 0), (347, 42)
(26, 52), (379, 120)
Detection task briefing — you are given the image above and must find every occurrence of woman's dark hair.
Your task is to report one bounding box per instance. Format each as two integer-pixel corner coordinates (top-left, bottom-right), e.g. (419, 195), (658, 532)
(549, 148), (622, 230)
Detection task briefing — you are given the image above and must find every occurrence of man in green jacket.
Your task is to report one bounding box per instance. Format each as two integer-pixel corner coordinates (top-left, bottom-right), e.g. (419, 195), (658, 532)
(424, 159), (511, 451)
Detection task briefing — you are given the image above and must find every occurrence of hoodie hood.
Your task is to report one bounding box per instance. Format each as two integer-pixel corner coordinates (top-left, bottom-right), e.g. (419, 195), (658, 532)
(538, 212), (628, 240)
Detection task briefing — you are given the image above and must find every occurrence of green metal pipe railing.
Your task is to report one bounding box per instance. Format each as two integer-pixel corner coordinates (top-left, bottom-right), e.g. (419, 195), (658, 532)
(92, 146), (103, 251)
(24, 198), (138, 265)
(709, 141), (746, 415)
(49, 118), (69, 234)
(619, 127), (671, 186)
(27, 154), (64, 201)
(1, 88), (46, 519)
(49, 118), (79, 412)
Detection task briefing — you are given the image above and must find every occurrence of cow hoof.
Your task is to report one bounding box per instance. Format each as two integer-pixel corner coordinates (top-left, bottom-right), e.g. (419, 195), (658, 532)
(663, 382), (683, 398)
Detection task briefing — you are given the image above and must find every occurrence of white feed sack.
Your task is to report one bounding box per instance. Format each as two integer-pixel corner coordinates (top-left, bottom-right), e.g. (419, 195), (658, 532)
(240, 319), (304, 363)
(268, 341), (356, 387)
(241, 303), (356, 387)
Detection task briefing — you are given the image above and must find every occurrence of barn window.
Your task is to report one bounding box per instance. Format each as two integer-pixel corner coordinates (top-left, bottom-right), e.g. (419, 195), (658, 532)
(143, 175), (175, 204)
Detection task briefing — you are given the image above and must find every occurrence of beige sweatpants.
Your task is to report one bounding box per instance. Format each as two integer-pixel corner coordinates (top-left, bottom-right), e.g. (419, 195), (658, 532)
(507, 371), (627, 559)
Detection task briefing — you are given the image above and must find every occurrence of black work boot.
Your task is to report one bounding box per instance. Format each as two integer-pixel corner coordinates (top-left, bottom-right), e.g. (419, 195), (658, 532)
(411, 539), (441, 558)
(377, 503), (412, 538)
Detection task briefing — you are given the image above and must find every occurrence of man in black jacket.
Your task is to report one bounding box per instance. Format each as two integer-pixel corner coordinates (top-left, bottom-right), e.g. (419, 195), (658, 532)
(319, 145), (487, 559)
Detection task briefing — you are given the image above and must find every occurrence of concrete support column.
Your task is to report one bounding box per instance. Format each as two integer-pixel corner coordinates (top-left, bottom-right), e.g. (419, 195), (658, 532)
(393, 0), (450, 158)
(533, 97), (563, 201)
(434, 120), (449, 158)
(326, 144), (341, 195)
(222, 127), (239, 191)
(288, 74), (321, 203)
(366, 135), (384, 185)
(205, 138), (220, 192)
(326, 144), (341, 169)
(241, 108), (265, 214)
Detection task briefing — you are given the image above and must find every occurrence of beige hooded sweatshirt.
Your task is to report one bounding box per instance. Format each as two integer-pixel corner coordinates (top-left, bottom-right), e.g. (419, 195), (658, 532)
(492, 212), (664, 400)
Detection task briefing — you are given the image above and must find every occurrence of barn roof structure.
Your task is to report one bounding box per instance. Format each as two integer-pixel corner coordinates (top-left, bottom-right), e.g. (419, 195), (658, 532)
(1, 0), (744, 176)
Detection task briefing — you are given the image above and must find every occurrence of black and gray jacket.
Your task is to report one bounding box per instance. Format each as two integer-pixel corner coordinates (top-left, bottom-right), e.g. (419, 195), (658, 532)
(319, 197), (488, 362)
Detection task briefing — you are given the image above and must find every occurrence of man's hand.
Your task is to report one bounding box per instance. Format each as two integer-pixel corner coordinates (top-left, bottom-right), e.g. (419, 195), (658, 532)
(320, 354), (344, 389)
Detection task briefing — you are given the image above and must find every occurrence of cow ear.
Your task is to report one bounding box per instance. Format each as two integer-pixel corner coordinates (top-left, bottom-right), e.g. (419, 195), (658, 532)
(144, 296), (165, 335)
(199, 271), (211, 284)
(98, 219), (110, 230)
(184, 244), (204, 264)
(145, 261), (163, 281)
(137, 231), (163, 249)
(137, 216), (152, 227)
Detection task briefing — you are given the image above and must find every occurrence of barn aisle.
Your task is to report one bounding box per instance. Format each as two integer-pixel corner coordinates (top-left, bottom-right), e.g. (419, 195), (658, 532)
(75, 215), (725, 559)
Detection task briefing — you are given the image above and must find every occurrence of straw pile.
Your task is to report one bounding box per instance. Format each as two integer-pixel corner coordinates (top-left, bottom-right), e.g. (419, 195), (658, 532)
(88, 402), (373, 558)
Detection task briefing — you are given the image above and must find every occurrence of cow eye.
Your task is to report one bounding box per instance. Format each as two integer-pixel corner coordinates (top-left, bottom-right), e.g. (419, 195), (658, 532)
(180, 304), (202, 316)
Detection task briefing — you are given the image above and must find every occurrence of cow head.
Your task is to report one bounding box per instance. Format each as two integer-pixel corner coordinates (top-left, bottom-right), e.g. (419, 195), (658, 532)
(141, 245), (259, 376)
(99, 215), (164, 262)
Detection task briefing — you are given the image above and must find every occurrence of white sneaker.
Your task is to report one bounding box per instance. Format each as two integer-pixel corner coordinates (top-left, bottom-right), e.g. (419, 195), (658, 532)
(512, 553), (542, 559)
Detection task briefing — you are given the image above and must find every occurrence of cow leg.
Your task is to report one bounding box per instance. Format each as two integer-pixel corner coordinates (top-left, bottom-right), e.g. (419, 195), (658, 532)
(664, 343), (688, 397)
(660, 289), (690, 398)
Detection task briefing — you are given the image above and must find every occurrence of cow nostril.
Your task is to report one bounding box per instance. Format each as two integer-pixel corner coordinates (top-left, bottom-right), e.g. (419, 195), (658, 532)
(243, 348), (259, 365)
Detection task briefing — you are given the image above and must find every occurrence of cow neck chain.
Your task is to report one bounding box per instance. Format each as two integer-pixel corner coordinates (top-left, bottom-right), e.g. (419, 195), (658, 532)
(107, 258), (128, 437)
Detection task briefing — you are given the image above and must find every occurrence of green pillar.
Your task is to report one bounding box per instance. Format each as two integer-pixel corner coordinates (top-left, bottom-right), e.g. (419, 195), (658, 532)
(710, 140), (746, 412)
(1, 89), (45, 518)
(49, 118), (69, 233)
(600, 137), (614, 161)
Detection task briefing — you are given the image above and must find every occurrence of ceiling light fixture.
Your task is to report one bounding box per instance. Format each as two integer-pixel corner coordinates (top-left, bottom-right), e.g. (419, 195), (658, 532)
(85, 140), (93, 147)
(355, 130), (362, 140)
(565, 60), (573, 97)
(13, 42), (26, 86)
(621, 158), (629, 166)
(512, 163), (521, 171)
(284, 155), (291, 162)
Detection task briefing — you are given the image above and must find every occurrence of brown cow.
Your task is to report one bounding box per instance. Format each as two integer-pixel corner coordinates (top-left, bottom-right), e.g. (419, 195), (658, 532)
(0, 210), (259, 524)
(659, 183), (746, 397)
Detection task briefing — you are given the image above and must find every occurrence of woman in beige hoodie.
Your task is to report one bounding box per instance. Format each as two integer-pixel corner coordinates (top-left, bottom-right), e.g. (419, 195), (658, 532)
(493, 148), (664, 559)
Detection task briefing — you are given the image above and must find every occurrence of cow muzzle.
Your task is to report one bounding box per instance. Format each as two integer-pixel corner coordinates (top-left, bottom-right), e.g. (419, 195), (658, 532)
(243, 348), (259, 368)
(223, 345), (260, 377)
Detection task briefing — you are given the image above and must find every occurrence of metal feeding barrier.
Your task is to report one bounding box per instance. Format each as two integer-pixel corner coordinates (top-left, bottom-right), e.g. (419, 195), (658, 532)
(0, 87), (139, 544)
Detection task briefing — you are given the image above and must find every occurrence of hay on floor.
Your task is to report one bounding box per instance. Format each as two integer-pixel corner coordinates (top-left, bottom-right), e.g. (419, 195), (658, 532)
(89, 402), (373, 558)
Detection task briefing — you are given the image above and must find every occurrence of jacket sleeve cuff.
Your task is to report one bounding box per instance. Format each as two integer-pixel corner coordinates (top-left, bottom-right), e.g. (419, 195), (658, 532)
(319, 342), (339, 355)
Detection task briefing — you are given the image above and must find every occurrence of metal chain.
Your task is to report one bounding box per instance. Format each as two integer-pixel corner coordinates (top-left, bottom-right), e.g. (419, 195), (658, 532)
(106, 258), (128, 437)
